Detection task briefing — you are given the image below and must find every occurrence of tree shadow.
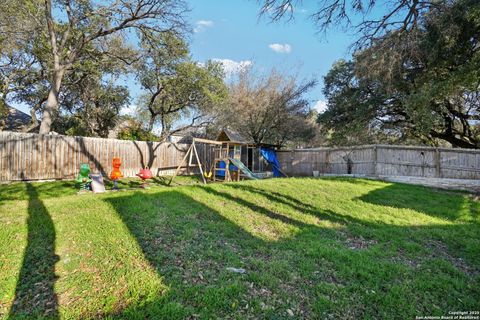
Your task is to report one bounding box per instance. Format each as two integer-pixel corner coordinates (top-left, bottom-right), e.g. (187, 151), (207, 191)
(100, 184), (480, 318)
(132, 140), (151, 168)
(223, 183), (363, 227)
(225, 183), (319, 212)
(223, 183), (480, 259)
(207, 182), (480, 281)
(0, 180), (77, 201)
(132, 140), (193, 171)
(8, 183), (59, 319)
(75, 137), (106, 176)
(356, 182), (476, 221)
(151, 175), (205, 186)
(202, 186), (311, 229)
(102, 189), (265, 318)
(101, 188), (354, 318)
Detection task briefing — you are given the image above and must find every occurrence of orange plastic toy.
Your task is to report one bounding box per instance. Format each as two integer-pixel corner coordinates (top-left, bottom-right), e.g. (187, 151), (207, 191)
(110, 157), (123, 189)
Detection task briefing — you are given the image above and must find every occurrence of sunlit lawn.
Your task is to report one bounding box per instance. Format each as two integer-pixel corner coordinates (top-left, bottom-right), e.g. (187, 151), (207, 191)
(0, 177), (479, 319)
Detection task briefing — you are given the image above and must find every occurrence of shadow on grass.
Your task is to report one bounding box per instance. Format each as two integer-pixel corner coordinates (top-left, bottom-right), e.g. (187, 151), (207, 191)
(0, 181), (77, 201)
(103, 189), (264, 318)
(220, 182), (476, 255)
(0, 176), (204, 202)
(8, 183), (59, 319)
(357, 183), (476, 221)
(223, 183), (367, 227)
(202, 186), (311, 229)
(6, 179), (478, 318)
(101, 184), (480, 318)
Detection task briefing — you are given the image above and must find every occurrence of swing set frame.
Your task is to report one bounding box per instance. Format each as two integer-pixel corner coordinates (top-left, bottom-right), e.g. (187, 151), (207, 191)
(168, 138), (223, 185)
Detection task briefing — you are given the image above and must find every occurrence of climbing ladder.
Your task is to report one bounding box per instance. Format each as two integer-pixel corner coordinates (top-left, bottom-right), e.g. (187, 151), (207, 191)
(212, 144), (237, 182)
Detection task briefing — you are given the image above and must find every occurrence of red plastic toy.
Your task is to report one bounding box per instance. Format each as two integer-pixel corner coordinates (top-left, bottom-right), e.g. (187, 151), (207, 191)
(136, 166), (153, 188)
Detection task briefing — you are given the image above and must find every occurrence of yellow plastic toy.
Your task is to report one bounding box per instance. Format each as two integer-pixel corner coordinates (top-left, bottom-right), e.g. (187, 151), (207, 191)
(204, 171), (212, 178)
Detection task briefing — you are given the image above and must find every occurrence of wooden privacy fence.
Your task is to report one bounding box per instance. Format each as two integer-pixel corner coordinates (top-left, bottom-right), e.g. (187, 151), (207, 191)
(1, 132), (479, 182)
(0, 131), (212, 182)
(277, 145), (480, 180)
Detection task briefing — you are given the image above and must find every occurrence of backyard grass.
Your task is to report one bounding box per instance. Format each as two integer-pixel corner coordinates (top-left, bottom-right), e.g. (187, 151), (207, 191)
(0, 177), (479, 319)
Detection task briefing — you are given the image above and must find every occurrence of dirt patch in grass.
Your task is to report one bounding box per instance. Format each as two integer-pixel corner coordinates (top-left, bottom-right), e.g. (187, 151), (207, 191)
(391, 248), (423, 268)
(391, 241), (478, 276)
(345, 235), (378, 250)
(426, 240), (478, 276)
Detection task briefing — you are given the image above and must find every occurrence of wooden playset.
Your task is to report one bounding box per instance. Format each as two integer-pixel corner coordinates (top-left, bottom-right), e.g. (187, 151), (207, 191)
(169, 129), (286, 185)
(75, 129), (286, 192)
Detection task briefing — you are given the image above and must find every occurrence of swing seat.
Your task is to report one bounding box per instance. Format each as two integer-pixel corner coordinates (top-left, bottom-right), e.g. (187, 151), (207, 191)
(204, 171), (212, 178)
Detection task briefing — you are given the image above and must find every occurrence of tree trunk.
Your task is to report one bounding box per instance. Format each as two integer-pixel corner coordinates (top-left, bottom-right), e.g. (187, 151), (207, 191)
(147, 115), (156, 133)
(39, 69), (65, 134)
(430, 130), (477, 149)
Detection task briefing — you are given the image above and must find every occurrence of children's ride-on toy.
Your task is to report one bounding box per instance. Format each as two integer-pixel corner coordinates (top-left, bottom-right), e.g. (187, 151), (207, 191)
(110, 157), (123, 190)
(76, 163), (92, 192)
(136, 166), (153, 188)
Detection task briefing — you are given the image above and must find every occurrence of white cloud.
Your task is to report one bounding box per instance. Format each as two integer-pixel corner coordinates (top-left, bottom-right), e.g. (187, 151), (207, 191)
(120, 104), (137, 116)
(313, 100), (328, 113)
(268, 43), (292, 54)
(194, 20), (214, 33)
(212, 58), (253, 77)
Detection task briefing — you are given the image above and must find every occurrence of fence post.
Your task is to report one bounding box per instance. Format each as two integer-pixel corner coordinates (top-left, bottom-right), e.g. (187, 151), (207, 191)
(373, 145), (378, 176)
(435, 148), (441, 178)
(326, 150), (330, 174)
(290, 150), (294, 175)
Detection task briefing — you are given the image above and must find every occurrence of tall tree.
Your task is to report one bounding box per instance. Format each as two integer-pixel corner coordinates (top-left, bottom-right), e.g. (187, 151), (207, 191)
(0, 6), (46, 131)
(0, 0), (188, 134)
(258, 0), (447, 48)
(319, 60), (405, 146)
(54, 79), (130, 138)
(319, 0), (480, 148)
(220, 68), (317, 146)
(136, 32), (228, 140)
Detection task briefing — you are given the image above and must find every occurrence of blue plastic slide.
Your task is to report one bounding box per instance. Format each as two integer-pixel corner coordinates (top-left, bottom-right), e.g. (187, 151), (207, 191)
(260, 147), (284, 177)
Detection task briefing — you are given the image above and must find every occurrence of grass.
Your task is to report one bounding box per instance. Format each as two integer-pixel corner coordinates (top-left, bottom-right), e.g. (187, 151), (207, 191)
(0, 175), (203, 201)
(0, 177), (479, 319)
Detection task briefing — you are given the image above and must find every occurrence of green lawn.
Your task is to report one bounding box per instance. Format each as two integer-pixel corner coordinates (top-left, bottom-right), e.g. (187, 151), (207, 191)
(0, 177), (479, 319)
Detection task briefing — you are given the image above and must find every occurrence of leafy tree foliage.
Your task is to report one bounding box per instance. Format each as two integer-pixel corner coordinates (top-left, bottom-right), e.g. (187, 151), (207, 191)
(53, 81), (129, 138)
(0, 0), (188, 133)
(0, 27), (48, 131)
(135, 32), (228, 140)
(218, 68), (317, 147)
(117, 118), (158, 142)
(0, 99), (7, 129)
(319, 0), (480, 148)
(0, 1), (226, 140)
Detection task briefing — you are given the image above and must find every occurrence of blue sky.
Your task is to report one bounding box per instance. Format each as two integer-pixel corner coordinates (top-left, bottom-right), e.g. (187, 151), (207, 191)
(186, 0), (357, 112)
(15, 0), (357, 115)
